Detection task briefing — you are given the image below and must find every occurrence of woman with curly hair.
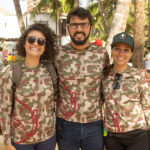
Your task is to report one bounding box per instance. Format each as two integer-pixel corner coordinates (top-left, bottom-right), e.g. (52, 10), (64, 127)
(0, 23), (58, 150)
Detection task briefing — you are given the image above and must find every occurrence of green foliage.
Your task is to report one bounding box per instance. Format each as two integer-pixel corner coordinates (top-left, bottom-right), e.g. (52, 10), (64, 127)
(126, 1), (134, 34)
(144, 0), (149, 46)
(31, 0), (60, 18)
(88, 0), (150, 46)
(87, 0), (116, 41)
(31, 0), (75, 18)
(126, 0), (149, 46)
(15, 55), (25, 62)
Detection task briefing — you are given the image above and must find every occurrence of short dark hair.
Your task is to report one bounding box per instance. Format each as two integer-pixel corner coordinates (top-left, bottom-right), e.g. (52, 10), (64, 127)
(67, 7), (92, 25)
(16, 23), (56, 62)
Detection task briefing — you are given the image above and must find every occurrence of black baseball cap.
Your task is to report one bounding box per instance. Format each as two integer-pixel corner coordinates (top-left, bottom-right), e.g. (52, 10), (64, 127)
(111, 32), (134, 51)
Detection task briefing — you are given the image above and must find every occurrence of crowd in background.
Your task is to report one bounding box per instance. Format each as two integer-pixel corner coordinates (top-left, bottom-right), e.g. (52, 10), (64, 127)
(0, 47), (16, 71)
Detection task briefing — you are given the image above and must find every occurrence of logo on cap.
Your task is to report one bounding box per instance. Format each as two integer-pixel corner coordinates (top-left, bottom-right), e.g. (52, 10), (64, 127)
(119, 33), (127, 40)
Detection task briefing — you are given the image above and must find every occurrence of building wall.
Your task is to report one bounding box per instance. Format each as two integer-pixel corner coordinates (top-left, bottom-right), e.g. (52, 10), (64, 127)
(0, 0), (67, 50)
(0, 15), (20, 39)
(26, 0), (60, 35)
(25, 13), (59, 35)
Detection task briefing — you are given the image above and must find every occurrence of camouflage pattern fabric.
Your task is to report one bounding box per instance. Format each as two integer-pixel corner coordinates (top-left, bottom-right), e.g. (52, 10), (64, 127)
(102, 67), (150, 133)
(0, 63), (56, 145)
(55, 44), (109, 123)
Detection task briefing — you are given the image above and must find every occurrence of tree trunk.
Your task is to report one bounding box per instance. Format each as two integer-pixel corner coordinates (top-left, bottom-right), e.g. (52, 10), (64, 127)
(105, 0), (131, 59)
(97, 0), (109, 33)
(13, 0), (25, 34)
(148, 0), (150, 45)
(132, 0), (145, 69)
(74, 0), (79, 7)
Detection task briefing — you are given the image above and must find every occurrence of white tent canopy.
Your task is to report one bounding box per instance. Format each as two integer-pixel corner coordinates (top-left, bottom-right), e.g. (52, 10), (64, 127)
(0, 7), (21, 39)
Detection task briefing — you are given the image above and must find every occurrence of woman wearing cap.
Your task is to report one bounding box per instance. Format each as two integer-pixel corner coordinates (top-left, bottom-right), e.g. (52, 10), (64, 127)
(102, 32), (150, 150)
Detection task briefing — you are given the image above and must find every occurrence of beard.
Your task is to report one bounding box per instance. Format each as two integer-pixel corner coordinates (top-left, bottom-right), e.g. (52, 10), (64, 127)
(69, 31), (90, 45)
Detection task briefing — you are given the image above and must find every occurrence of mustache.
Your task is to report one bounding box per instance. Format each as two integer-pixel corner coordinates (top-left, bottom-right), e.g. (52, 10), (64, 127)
(74, 32), (86, 36)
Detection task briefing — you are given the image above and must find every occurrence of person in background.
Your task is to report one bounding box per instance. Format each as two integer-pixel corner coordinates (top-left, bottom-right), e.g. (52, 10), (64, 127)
(12, 49), (16, 62)
(3, 49), (8, 66)
(0, 23), (57, 150)
(7, 53), (12, 64)
(102, 32), (150, 150)
(0, 47), (3, 70)
(144, 47), (150, 73)
(55, 7), (109, 150)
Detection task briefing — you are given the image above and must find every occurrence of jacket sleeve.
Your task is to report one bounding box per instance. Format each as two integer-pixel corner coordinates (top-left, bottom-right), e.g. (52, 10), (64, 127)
(0, 66), (13, 145)
(139, 70), (150, 129)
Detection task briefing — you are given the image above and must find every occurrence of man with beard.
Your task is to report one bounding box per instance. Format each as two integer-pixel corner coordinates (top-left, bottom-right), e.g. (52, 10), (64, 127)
(55, 7), (109, 150)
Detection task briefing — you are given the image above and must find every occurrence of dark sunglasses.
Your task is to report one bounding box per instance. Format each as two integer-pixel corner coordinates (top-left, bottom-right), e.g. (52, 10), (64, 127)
(113, 73), (122, 90)
(27, 36), (46, 46)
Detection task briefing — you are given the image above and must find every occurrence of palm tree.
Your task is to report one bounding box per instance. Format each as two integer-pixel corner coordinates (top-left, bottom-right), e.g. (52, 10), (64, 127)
(31, 0), (79, 44)
(88, 0), (117, 41)
(105, 0), (131, 58)
(88, 0), (131, 58)
(74, 0), (79, 7)
(13, 0), (25, 34)
(132, 0), (145, 69)
(31, 0), (76, 17)
(97, 0), (109, 33)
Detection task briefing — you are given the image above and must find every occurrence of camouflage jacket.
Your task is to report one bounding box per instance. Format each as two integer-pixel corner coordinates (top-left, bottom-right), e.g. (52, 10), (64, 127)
(102, 66), (150, 133)
(0, 63), (56, 145)
(55, 44), (109, 123)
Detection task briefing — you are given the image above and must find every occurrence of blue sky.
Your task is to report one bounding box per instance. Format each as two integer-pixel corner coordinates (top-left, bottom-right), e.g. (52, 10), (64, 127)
(0, 0), (88, 14)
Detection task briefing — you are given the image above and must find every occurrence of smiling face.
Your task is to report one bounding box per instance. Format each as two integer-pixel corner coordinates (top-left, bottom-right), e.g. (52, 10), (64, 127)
(68, 16), (91, 49)
(112, 43), (132, 70)
(24, 30), (46, 59)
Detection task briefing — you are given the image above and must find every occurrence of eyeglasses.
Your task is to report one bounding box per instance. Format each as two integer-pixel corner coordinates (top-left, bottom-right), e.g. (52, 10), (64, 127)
(68, 22), (90, 29)
(113, 73), (122, 90)
(27, 36), (46, 46)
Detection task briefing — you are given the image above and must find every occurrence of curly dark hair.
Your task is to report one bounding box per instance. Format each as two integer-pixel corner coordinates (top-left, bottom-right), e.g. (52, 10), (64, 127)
(67, 7), (92, 25)
(16, 23), (56, 62)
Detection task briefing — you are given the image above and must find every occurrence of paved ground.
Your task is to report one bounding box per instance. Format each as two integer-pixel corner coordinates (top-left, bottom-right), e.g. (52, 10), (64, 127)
(0, 136), (4, 150)
(0, 135), (58, 150)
